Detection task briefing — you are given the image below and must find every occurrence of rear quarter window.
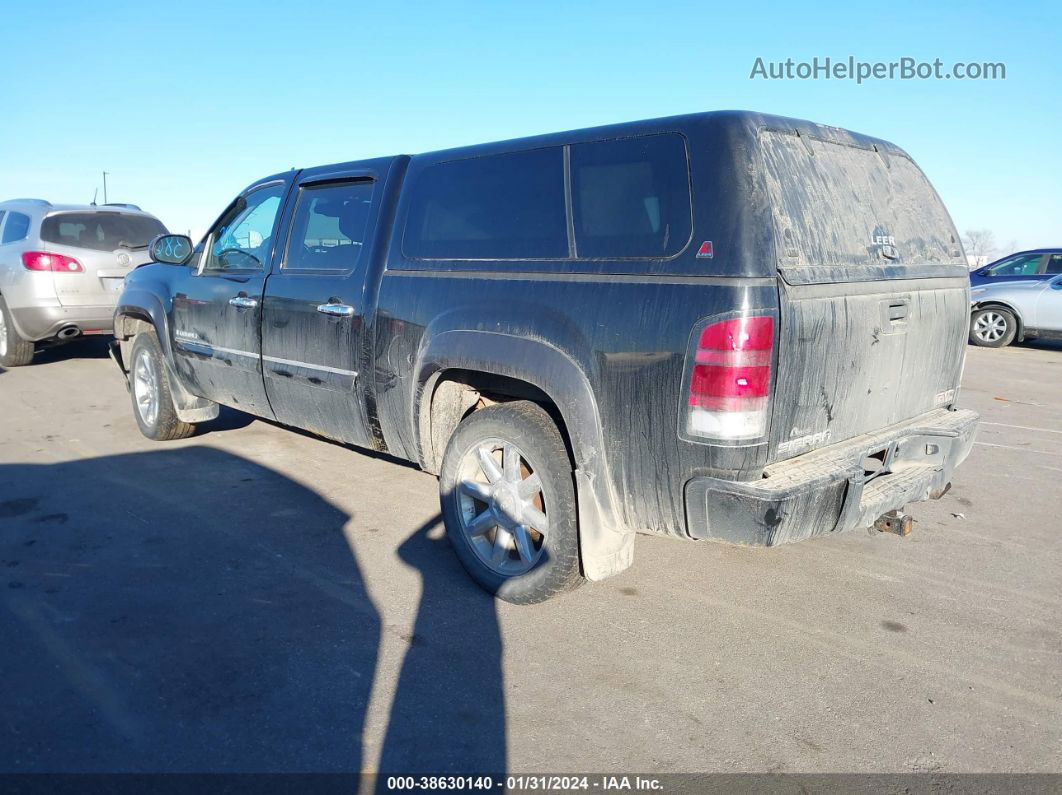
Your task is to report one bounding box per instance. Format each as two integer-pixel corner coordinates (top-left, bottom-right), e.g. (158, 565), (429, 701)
(1, 211), (31, 244)
(570, 133), (692, 259)
(403, 147), (568, 259)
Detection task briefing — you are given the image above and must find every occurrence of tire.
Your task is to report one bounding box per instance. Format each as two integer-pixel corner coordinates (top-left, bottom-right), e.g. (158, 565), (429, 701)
(970, 307), (1017, 348)
(439, 400), (585, 604)
(129, 331), (196, 441)
(0, 296), (35, 367)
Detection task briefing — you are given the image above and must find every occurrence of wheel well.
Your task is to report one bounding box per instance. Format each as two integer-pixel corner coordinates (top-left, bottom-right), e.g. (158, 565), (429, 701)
(423, 369), (574, 474)
(973, 302), (1024, 339)
(114, 312), (154, 340)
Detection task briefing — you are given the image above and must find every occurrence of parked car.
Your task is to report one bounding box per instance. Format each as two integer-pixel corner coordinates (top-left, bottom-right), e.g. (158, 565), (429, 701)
(111, 111), (978, 603)
(969, 249), (1062, 286)
(969, 275), (1062, 347)
(0, 199), (168, 367)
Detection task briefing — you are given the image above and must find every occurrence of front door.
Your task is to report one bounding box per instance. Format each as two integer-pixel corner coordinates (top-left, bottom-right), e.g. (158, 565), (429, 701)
(261, 168), (381, 447)
(171, 178), (292, 416)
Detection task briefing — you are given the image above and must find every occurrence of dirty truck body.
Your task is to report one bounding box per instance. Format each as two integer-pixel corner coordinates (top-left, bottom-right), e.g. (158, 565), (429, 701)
(113, 111), (978, 601)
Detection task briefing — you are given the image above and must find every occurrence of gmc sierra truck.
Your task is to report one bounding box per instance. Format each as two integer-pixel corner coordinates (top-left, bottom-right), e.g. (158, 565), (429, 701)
(111, 111), (978, 603)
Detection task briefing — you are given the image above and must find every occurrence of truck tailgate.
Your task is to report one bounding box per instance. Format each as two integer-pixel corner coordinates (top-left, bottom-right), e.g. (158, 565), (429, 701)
(769, 276), (969, 461)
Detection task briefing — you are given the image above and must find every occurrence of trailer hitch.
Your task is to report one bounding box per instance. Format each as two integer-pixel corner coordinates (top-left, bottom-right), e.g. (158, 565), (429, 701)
(875, 510), (914, 537)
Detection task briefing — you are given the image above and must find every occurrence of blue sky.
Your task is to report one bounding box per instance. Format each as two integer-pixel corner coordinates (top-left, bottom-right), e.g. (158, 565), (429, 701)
(2, 0), (1058, 250)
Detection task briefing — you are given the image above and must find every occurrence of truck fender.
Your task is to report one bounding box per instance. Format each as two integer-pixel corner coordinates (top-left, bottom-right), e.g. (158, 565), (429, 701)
(415, 329), (634, 581)
(114, 289), (219, 423)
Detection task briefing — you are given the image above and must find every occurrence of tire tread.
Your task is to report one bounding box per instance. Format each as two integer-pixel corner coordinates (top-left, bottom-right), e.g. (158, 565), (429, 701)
(0, 297), (35, 367)
(130, 331), (196, 441)
(440, 400), (584, 604)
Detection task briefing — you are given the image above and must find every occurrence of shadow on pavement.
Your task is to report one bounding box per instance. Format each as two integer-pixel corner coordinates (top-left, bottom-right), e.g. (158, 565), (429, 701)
(379, 521), (506, 775)
(1018, 338), (1062, 352)
(196, 405), (257, 434)
(31, 336), (112, 365)
(0, 446), (506, 774)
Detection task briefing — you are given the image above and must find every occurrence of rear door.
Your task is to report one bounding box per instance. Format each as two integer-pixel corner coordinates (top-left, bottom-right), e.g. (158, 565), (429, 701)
(261, 167), (381, 447)
(40, 211), (166, 306)
(1032, 276), (1062, 331)
(170, 178), (292, 416)
(758, 130), (970, 461)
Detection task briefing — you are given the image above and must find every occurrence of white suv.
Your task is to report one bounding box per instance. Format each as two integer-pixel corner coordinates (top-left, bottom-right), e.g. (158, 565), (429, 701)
(0, 199), (167, 366)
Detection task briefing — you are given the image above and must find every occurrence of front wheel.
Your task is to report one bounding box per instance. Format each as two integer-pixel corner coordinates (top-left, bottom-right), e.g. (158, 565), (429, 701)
(970, 307), (1017, 347)
(129, 331), (196, 441)
(439, 400), (584, 604)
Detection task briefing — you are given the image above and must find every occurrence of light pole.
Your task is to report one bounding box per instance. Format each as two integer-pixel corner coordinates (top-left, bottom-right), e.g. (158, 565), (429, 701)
(102, 171), (109, 204)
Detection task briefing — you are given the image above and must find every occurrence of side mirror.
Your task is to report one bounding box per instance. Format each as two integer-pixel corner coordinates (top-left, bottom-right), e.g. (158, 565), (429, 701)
(149, 234), (194, 265)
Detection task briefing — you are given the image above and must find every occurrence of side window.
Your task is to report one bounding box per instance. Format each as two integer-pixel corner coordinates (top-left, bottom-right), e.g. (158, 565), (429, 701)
(0, 211), (6, 238)
(1, 212), (31, 245)
(284, 181), (374, 271)
(1045, 254), (1062, 275)
(570, 134), (692, 259)
(203, 183), (286, 272)
(403, 147), (567, 259)
(988, 253), (1042, 275)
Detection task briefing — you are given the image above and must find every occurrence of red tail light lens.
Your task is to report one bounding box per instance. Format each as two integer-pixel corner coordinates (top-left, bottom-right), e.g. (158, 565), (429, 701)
(685, 315), (774, 440)
(22, 252), (84, 273)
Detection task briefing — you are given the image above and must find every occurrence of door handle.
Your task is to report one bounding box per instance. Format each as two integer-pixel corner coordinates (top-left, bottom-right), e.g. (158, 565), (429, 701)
(316, 303), (355, 317)
(229, 296), (258, 309)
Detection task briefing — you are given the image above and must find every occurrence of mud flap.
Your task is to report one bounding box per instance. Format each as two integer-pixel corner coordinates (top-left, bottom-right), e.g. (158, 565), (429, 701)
(167, 360), (220, 424)
(575, 468), (635, 580)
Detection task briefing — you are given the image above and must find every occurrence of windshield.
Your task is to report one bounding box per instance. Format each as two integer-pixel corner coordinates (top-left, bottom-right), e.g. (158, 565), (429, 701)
(40, 212), (167, 252)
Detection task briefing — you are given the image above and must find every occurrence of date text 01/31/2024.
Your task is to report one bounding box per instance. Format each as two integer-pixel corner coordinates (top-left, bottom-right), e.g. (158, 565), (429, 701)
(385, 775), (664, 791)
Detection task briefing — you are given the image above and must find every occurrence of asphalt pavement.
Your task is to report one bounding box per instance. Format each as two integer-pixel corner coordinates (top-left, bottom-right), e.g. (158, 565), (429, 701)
(1, 337), (1059, 774)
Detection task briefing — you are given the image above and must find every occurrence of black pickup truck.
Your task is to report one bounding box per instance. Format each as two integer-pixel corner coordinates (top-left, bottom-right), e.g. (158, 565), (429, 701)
(112, 111), (978, 603)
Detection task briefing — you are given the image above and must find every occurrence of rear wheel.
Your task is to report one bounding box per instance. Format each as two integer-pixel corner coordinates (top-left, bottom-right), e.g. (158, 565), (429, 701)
(970, 307), (1017, 347)
(439, 400), (584, 604)
(129, 331), (196, 441)
(0, 296), (35, 367)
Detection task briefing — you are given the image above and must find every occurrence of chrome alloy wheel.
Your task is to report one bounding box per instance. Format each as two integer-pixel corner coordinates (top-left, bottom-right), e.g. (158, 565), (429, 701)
(973, 311), (1008, 342)
(0, 310), (7, 357)
(456, 438), (549, 576)
(133, 348), (160, 427)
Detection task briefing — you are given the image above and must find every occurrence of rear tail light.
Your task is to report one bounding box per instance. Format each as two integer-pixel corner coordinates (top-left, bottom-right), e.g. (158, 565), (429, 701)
(22, 251), (84, 273)
(685, 315), (775, 441)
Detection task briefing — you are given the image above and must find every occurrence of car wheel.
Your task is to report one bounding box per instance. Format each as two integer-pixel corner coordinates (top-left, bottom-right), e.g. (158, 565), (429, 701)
(0, 296), (35, 367)
(129, 331), (196, 441)
(970, 307), (1017, 348)
(439, 400), (585, 604)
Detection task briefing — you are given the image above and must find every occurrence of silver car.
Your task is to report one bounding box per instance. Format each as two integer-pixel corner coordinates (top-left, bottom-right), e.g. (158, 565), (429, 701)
(0, 199), (167, 366)
(969, 274), (1062, 347)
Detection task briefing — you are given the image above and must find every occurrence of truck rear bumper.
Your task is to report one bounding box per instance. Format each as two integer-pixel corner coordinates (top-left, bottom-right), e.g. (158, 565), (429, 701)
(10, 304), (115, 341)
(684, 408), (979, 546)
